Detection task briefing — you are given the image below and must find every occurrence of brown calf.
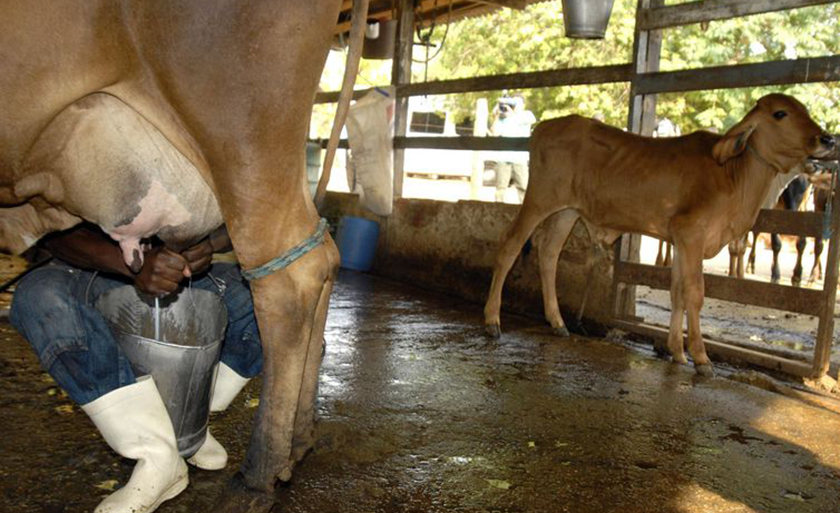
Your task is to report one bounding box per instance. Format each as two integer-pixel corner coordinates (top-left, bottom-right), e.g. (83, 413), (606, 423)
(484, 94), (835, 375)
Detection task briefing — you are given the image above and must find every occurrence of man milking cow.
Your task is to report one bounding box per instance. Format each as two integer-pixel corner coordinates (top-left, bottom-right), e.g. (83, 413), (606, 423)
(10, 223), (263, 513)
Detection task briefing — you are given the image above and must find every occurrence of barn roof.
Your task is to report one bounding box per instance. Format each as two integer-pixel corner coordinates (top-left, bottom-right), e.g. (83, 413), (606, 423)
(336, 0), (545, 32)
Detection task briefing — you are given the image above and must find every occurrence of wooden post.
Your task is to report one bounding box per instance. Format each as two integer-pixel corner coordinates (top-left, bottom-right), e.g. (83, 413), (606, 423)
(812, 172), (840, 378)
(391, 0), (414, 200)
(613, 0), (664, 320)
(470, 98), (489, 199)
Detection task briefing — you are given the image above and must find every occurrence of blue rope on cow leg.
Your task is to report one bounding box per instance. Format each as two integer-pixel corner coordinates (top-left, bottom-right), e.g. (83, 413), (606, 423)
(822, 167), (837, 241)
(241, 218), (329, 281)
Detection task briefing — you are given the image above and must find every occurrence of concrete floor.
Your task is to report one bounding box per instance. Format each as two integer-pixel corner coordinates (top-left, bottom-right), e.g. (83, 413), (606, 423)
(2, 270), (840, 512)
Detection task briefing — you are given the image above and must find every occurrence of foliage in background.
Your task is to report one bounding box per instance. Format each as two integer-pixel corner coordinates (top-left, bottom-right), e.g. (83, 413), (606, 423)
(316, 0), (840, 137)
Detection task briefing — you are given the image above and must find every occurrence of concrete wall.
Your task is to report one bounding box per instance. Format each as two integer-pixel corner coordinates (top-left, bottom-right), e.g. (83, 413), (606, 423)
(322, 192), (616, 331)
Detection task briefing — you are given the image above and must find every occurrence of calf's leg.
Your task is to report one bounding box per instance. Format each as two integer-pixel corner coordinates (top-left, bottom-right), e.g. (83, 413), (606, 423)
(534, 209), (579, 337)
(727, 236), (747, 279)
(484, 203), (557, 337)
(666, 249), (687, 364)
(674, 235), (713, 375)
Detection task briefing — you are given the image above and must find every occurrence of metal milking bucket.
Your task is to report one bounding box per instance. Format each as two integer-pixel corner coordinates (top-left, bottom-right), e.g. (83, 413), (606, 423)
(96, 286), (227, 457)
(561, 0), (616, 39)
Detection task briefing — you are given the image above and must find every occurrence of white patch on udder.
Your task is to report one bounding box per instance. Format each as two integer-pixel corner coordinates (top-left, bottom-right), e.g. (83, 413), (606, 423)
(105, 180), (192, 269)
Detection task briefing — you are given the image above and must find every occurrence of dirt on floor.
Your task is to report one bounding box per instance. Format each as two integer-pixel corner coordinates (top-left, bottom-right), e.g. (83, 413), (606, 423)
(3, 270), (840, 513)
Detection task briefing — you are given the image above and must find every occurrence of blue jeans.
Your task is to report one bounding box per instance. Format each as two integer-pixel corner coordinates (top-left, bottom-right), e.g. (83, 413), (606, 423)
(10, 260), (263, 405)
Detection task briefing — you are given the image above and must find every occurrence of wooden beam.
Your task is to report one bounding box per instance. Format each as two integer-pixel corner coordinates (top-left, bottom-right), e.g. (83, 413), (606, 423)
(316, 64), (632, 103)
(812, 171), (840, 377)
(398, 63), (633, 96)
(628, 0), (664, 136)
(394, 135), (529, 150)
(471, 0), (527, 9)
(619, 0), (663, 320)
(752, 209), (825, 238)
(392, 0), (415, 200)
(634, 55), (840, 95)
(639, 0), (837, 31)
(614, 261), (824, 316)
(415, 1), (492, 28)
(609, 319), (815, 378)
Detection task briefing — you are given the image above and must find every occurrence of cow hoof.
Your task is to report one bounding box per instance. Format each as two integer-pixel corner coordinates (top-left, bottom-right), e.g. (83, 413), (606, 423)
(552, 326), (570, 338)
(671, 354), (689, 365)
(695, 363), (715, 377)
(485, 324), (501, 339)
(211, 473), (276, 513)
(291, 437), (315, 464)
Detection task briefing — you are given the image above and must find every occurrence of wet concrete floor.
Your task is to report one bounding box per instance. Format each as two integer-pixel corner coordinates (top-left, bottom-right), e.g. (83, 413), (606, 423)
(2, 270), (840, 512)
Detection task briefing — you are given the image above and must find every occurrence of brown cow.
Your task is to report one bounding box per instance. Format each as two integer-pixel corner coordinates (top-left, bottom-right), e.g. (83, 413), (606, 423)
(0, 0), (366, 511)
(484, 94), (835, 376)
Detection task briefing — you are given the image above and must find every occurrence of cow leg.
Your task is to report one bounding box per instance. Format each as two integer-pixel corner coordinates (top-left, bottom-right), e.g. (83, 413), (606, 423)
(666, 248), (687, 364)
(792, 236), (806, 287)
(770, 233), (782, 283)
(291, 240), (339, 463)
(727, 240), (737, 277)
(810, 235), (824, 283)
(664, 242), (672, 267)
(534, 209), (579, 337)
(728, 235), (747, 279)
(656, 240), (665, 267)
(242, 239), (337, 488)
(746, 230), (758, 274)
(484, 204), (557, 337)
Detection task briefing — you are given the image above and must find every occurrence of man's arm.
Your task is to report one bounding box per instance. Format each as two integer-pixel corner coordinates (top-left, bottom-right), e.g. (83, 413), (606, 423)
(41, 224), (190, 296)
(40, 224), (135, 278)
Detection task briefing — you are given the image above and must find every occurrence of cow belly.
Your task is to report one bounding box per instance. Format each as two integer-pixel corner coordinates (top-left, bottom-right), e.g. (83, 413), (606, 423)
(17, 93), (223, 267)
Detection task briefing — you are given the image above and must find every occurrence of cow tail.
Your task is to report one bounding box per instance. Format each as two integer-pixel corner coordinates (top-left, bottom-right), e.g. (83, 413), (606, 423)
(314, 0), (370, 210)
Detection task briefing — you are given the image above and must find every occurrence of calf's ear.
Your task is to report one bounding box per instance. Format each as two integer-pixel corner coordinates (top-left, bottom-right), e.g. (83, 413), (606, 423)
(712, 123), (756, 164)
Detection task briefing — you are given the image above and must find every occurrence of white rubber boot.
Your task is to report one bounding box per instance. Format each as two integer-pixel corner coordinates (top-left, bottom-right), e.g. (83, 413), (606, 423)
(82, 376), (188, 513)
(187, 362), (251, 471)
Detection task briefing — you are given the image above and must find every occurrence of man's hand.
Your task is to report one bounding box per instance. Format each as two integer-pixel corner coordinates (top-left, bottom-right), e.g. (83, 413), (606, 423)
(134, 247), (189, 296)
(181, 238), (214, 276)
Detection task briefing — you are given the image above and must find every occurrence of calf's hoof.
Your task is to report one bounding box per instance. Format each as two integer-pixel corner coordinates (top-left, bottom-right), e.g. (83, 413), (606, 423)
(694, 363), (715, 377)
(671, 353), (689, 365)
(552, 326), (570, 338)
(485, 324), (501, 339)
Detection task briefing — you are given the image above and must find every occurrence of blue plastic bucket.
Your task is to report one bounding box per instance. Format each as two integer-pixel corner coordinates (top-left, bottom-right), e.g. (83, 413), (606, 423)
(336, 216), (380, 272)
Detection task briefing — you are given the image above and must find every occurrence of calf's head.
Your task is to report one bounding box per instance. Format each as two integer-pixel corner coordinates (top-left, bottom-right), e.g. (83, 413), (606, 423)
(713, 93), (835, 171)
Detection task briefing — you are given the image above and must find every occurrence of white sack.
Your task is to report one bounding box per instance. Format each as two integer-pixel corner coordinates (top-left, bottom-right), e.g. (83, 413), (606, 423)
(346, 87), (395, 216)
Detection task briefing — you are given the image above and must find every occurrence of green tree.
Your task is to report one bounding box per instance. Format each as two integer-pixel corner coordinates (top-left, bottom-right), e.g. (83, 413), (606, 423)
(421, 0), (840, 133)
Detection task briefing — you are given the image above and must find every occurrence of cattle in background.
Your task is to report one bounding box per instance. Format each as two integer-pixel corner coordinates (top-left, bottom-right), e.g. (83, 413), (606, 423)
(727, 163), (806, 281)
(801, 161), (840, 284)
(484, 94), (835, 376)
(729, 160), (836, 287)
(0, 0), (366, 510)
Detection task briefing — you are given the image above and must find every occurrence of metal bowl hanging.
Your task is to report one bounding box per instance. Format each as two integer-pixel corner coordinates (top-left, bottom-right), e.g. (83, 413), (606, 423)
(561, 0), (616, 39)
(362, 19), (397, 60)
